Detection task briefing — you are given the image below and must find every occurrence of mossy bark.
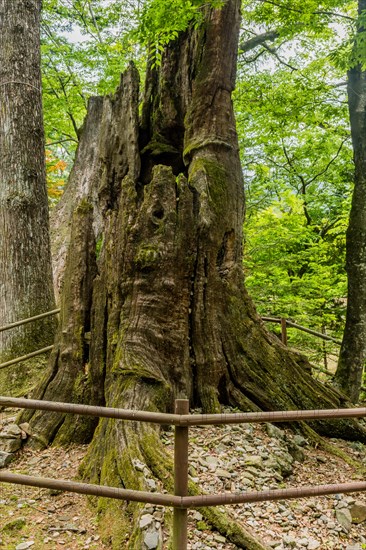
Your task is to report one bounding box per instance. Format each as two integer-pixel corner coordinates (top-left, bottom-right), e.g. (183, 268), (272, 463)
(21, 201), (98, 446)
(25, 0), (366, 547)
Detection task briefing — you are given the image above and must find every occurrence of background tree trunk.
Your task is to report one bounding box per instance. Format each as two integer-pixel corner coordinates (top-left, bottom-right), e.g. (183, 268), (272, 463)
(0, 0), (56, 393)
(334, 0), (366, 403)
(24, 0), (366, 546)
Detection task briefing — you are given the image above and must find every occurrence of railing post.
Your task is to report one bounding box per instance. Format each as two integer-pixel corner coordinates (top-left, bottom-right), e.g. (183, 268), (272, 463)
(173, 398), (189, 550)
(281, 317), (287, 345)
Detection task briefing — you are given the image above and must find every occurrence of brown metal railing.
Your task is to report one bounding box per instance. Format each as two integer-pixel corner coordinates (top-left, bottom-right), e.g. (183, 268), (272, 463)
(0, 308), (61, 333)
(262, 316), (342, 346)
(1, 395), (366, 548)
(0, 312), (340, 371)
(0, 308), (60, 370)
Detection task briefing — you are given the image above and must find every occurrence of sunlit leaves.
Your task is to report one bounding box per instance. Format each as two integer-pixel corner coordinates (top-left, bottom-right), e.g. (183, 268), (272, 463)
(236, 1), (355, 354)
(41, 0), (142, 163)
(45, 149), (69, 206)
(133, 0), (224, 66)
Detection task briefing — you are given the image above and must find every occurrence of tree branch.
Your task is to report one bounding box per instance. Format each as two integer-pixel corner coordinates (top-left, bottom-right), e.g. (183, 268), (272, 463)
(259, 0), (355, 22)
(241, 48), (268, 64)
(239, 30), (279, 53)
(282, 143), (311, 225)
(262, 42), (298, 71)
(313, 10), (355, 23)
(46, 138), (78, 146)
(306, 137), (348, 185)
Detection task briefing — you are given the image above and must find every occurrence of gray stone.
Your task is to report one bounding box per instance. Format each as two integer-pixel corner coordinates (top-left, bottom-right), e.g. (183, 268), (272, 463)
(292, 435), (308, 447)
(216, 468), (231, 479)
(274, 453), (294, 477)
(0, 437), (21, 453)
(286, 441), (305, 463)
(345, 546), (363, 550)
(15, 543), (35, 550)
(132, 459), (145, 472)
(307, 541), (321, 550)
(18, 422), (32, 435)
(241, 471), (255, 481)
(282, 534), (296, 547)
(212, 533), (226, 543)
(64, 523), (79, 531)
(335, 507), (352, 531)
(144, 530), (159, 549)
(319, 514), (329, 523)
(266, 423), (285, 440)
(244, 456), (263, 468)
(145, 478), (157, 491)
(139, 514), (154, 529)
(0, 451), (13, 468)
(3, 423), (22, 436)
(350, 501), (366, 523)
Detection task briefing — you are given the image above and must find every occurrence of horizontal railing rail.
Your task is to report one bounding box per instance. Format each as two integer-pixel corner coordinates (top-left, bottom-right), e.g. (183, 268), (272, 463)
(2, 396), (366, 425)
(2, 471), (366, 508)
(0, 309), (60, 370)
(262, 316), (342, 346)
(0, 312), (340, 372)
(1, 396), (366, 548)
(0, 346), (54, 371)
(0, 308), (60, 333)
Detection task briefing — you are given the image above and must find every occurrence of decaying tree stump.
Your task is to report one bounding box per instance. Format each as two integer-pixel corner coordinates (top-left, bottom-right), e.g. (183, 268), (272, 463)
(23, 0), (366, 547)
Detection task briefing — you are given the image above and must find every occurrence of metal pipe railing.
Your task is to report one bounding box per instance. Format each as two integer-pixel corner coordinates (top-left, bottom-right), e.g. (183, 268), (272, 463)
(0, 308), (60, 370)
(262, 316), (342, 345)
(1, 395), (366, 426)
(0, 308), (60, 333)
(2, 397), (366, 548)
(1, 471), (366, 509)
(0, 345), (54, 371)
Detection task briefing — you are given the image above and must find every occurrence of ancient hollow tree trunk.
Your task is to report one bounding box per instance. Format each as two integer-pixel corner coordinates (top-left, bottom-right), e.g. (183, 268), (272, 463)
(334, 0), (366, 403)
(0, 0), (56, 390)
(25, 0), (366, 547)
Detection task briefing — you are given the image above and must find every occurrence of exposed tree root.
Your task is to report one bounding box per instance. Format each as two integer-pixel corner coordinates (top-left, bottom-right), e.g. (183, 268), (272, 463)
(299, 421), (366, 471)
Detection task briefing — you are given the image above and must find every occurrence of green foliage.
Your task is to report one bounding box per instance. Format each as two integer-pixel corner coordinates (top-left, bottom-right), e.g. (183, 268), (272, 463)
(236, 2), (356, 365)
(41, 0), (143, 167)
(133, 0), (224, 66)
(245, 193), (349, 360)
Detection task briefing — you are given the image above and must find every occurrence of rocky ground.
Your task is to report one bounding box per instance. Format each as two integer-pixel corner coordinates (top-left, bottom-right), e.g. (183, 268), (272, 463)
(1, 407), (366, 550)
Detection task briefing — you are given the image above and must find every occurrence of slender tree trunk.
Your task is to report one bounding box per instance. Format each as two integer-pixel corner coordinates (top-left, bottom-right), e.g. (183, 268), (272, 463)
(0, 0), (56, 391)
(24, 1), (366, 547)
(334, 0), (366, 403)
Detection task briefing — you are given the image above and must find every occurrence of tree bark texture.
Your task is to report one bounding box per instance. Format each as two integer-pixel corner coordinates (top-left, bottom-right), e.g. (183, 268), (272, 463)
(0, 1), (56, 383)
(334, 0), (366, 403)
(25, 0), (366, 547)
(50, 97), (106, 303)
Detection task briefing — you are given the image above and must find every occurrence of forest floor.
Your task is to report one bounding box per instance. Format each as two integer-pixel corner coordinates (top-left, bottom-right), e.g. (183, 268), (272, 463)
(1, 408), (366, 550)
